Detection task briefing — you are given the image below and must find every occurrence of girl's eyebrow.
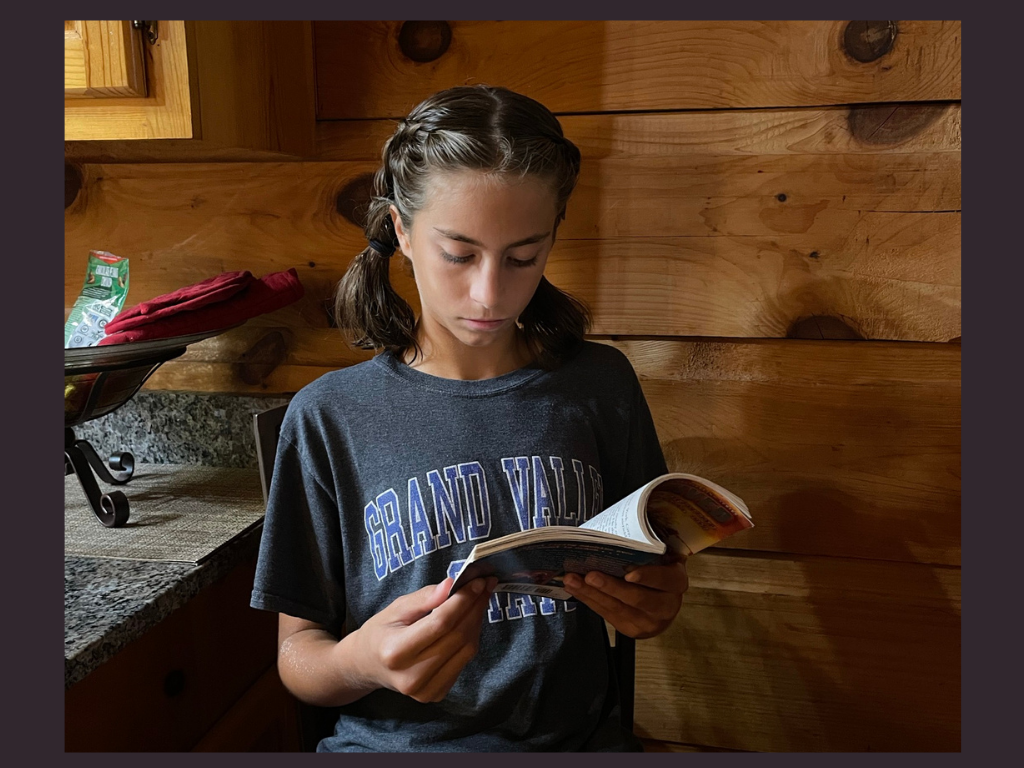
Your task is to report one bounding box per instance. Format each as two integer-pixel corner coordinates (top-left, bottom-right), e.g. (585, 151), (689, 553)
(433, 227), (551, 250)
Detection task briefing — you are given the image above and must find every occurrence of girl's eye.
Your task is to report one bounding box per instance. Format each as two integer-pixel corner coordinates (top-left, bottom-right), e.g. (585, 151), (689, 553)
(440, 250), (473, 265)
(440, 250), (538, 268)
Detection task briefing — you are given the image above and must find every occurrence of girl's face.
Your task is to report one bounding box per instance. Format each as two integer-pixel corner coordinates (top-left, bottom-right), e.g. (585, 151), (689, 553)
(391, 170), (559, 358)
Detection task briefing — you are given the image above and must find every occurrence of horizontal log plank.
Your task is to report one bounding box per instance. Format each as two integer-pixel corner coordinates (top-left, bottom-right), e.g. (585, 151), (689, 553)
(634, 551), (960, 751)
(65, 152), (960, 340)
(65, 103), (961, 165)
(314, 21), (961, 116)
(549, 230), (960, 340)
(143, 338), (960, 568)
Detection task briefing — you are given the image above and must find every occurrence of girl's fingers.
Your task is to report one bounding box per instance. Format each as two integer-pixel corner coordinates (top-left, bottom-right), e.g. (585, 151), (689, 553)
(418, 641), (481, 703)
(415, 584), (493, 662)
(386, 579), (453, 625)
(582, 571), (679, 618)
(398, 578), (492, 653)
(394, 587), (492, 698)
(564, 583), (652, 635)
(564, 572), (679, 625)
(623, 560), (689, 594)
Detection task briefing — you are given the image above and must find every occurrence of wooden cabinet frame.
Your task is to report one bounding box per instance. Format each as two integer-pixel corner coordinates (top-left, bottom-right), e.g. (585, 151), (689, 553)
(65, 21), (315, 156)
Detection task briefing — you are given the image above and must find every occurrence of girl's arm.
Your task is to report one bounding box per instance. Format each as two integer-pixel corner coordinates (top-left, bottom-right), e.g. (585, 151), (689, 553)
(276, 576), (497, 707)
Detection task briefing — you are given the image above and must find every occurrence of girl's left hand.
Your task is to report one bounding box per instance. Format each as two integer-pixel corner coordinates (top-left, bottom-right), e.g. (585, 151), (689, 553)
(561, 557), (689, 639)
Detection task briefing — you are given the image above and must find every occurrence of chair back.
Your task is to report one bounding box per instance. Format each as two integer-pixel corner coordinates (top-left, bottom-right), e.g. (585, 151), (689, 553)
(253, 405), (288, 505)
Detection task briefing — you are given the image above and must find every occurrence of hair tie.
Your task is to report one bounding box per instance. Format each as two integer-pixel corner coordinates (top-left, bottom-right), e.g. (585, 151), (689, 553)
(368, 238), (396, 258)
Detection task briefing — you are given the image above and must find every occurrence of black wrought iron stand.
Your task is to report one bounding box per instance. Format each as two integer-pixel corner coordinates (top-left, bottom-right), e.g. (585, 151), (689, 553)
(65, 346), (186, 528)
(64, 427), (134, 527)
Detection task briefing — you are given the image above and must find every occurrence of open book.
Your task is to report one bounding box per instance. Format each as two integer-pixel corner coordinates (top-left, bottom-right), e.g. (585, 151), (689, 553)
(450, 473), (753, 600)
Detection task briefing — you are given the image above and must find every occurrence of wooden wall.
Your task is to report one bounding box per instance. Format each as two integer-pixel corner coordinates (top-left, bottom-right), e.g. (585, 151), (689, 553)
(64, 21), (961, 752)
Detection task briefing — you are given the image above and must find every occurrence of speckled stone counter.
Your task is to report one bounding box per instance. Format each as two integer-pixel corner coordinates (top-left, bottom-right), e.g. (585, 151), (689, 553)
(72, 391), (291, 468)
(64, 523), (263, 690)
(66, 391), (285, 690)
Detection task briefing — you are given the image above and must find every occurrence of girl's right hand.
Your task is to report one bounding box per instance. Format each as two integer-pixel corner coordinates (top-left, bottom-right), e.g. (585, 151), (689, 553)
(345, 576), (497, 703)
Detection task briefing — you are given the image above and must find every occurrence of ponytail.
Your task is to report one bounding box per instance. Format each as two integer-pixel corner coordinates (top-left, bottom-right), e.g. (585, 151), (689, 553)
(334, 166), (420, 359)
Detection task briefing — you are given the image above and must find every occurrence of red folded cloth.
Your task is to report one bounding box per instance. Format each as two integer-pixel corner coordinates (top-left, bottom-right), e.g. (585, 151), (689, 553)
(105, 270), (255, 333)
(99, 269), (305, 345)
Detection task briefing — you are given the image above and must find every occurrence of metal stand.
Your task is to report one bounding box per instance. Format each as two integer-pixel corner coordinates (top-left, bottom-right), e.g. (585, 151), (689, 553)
(65, 346), (186, 529)
(64, 427), (134, 527)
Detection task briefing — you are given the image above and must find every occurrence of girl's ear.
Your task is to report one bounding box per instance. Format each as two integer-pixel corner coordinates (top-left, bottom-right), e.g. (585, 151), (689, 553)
(390, 205), (411, 255)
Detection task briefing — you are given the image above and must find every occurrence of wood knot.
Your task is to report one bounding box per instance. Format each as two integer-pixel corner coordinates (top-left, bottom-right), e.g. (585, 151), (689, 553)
(65, 163), (82, 210)
(398, 21), (452, 63)
(843, 21), (898, 63)
(335, 173), (376, 228)
(786, 315), (865, 340)
(848, 103), (948, 146)
(237, 331), (289, 386)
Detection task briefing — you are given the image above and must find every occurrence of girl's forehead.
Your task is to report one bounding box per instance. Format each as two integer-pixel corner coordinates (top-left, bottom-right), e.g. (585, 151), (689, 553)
(424, 169), (553, 199)
(418, 171), (558, 224)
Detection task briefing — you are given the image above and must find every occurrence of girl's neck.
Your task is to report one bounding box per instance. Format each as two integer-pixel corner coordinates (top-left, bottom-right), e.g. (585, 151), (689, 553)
(403, 327), (534, 381)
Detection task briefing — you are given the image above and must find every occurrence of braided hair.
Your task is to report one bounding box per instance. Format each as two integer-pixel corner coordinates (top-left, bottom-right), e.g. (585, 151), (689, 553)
(334, 84), (591, 368)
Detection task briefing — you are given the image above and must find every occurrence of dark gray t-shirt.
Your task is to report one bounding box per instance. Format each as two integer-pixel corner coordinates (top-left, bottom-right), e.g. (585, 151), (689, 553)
(251, 341), (667, 752)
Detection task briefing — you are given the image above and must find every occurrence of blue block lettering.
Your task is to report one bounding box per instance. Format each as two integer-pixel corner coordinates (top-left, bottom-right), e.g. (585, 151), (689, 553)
(549, 456), (567, 526)
(504, 591), (539, 620)
(377, 488), (413, 571)
(363, 500), (388, 580)
(501, 456), (532, 531)
(460, 462), (492, 540)
(407, 477), (437, 558)
(571, 459), (587, 524)
(532, 455), (554, 529)
(428, 467), (466, 548)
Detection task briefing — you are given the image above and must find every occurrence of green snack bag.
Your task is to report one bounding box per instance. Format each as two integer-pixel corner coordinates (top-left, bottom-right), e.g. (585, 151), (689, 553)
(64, 251), (130, 348)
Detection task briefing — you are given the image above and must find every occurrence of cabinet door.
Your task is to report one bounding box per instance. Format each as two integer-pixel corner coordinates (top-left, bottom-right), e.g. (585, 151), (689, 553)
(65, 21), (147, 98)
(64, 20), (196, 141)
(65, 557), (279, 752)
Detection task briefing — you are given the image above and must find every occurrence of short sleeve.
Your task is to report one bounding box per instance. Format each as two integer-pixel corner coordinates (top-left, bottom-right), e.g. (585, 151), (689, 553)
(620, 374), (669, 492)
(250, 426), (347, 637)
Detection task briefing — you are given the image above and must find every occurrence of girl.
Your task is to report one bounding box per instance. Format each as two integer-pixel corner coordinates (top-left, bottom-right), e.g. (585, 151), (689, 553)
(251, 85), (689, 752)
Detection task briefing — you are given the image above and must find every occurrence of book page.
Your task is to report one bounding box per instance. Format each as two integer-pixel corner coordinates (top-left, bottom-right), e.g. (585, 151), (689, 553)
(579, 482), (658, 544)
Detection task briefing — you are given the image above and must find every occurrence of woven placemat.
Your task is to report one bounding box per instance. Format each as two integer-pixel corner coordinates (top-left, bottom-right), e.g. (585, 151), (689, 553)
(65, 464), (265, 564)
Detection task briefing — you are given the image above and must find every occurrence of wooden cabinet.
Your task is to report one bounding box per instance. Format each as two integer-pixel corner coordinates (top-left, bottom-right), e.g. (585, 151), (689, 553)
(65, 556), (302, 752)
(192, 666), (304, 752)
(64, 21), (315, 156)
(65, 21), (148, 99)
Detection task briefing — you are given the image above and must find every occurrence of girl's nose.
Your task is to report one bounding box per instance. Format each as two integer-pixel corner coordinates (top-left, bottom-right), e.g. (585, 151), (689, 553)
(469, 260), (502, 309)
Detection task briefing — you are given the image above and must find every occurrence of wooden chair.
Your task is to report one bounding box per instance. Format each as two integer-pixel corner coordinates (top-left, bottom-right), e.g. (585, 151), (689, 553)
(252, 404), (636, 750)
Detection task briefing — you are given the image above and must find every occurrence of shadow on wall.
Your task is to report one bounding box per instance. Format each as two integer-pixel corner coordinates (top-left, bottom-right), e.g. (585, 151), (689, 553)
(773, 487), (960, 751)
(652, 434), (960, 750)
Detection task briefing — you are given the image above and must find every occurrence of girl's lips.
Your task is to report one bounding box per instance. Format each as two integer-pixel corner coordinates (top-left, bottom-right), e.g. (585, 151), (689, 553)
(463, 318), (506, 330)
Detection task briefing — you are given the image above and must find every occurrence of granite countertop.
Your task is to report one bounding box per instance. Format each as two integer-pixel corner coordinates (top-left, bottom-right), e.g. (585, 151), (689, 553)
(64, 392), (287, 691)
(64, 522), (263, 690)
